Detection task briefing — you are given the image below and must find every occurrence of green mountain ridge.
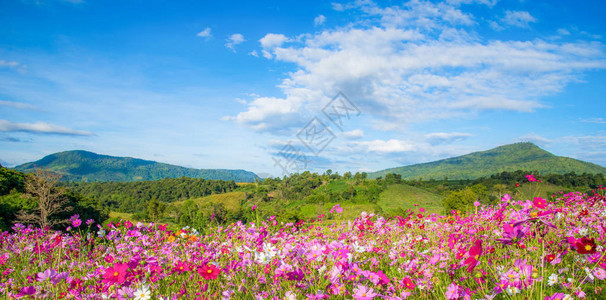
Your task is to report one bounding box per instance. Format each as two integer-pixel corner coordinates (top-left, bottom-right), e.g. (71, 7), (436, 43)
(13, 150), (259, 182)
(369, 142), (606, 180)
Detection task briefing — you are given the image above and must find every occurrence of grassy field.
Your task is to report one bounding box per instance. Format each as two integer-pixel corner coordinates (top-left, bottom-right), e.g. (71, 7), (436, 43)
(285, 183), (445, 221)
(172, 191), (246, 210)
(108, 211), (134, 222)
(378, 183), (444, 214)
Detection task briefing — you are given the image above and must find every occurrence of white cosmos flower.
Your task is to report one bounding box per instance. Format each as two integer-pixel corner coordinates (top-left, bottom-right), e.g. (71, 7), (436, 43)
(352, 241), (365, 253)
(548, 273), (558, 286)
(133, 285), (151, 300)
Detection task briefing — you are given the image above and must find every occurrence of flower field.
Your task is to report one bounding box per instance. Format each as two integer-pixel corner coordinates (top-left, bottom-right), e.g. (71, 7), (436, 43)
(1, 185), (606, 299)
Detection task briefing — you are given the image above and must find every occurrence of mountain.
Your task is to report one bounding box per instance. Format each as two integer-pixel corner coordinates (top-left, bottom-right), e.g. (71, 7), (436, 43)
(14, 150), (259, 182)
(369, 143), (606, 180)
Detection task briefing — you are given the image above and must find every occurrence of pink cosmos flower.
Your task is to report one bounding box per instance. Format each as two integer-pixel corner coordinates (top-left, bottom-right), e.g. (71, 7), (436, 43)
(533, 197), (547, 209)
(445, 282), (460, 300)
(69, 214), (81, 228)
(353, 284), (377, 300)
(198, 263), (221, 280)
(102, 263), (129, 285)
(526, 174), (537, 182)
(330, 204), (342, 214)
(594, 268), (606, 280)
(402, 277), (415, 290)
(173, 261), (192, 274)
(496, 223), (525, 245)
(464, 240), (482, 272)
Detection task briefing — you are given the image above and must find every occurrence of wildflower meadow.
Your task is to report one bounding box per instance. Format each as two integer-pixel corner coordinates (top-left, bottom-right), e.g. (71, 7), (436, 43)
(1, 180), (605, 300)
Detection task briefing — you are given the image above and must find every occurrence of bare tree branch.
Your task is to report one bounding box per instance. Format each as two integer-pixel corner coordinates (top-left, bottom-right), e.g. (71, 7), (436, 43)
(17, 169), (72, 229)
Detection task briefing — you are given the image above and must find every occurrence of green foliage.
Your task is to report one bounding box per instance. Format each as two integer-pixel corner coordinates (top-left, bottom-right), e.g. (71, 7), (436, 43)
(369, 142), (606, 180)
(147, 197), (166, 222)
(63, 177), (238, 213)
(14, 150), (259, 182)
(0, 166), (107, 231)
(442, 187), (478, 213)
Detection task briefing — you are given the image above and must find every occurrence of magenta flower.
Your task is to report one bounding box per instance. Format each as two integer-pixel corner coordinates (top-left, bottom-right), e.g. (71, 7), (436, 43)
(525, 174), (537, 182)
(464, 240), (482, 272)
(496, 223), (525, 245)
(533, 197), (547, 209)
(69, 214), (81, 227)
(102, 263), (129, 285)
(402, 277), (415, 290)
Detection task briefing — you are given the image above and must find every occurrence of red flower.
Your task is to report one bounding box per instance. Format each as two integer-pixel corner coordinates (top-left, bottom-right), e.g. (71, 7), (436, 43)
(102, 263), (129, 285)
(402, 277), (416, 290)
(575, 237), (597, 254)
(198, 263), (221, 280)
(533, 197), (547, 209)
(464, 240), (482, 273)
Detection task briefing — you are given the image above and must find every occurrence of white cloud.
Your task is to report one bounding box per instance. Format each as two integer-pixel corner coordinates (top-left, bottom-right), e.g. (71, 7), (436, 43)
(561, 135), (606, 149)
(341, 129), (364, 139)
(489, 20), (504, 31)
(228, 0), (606, 135)
(332, 3), (345, 11)
(425, 132), (472, 145)
(502, 10), (537, 28)
(225, 33), (245, 51)
(557, 28), (571, 36)
(224, 96), (306, 131)
(0, 100), (38, 110)
(197, 27), (212, 39)
(580, 117), (606, 124)
(260, 33), (289, 48)
(314, 15), (326, 26)
(446, 0), (498, 6)
(259, 34), (290, 59)
(352, 139), (417, 153)
(516, 133), (552, 147)
(0, 119), (94, 136)
(249, 50), (259, 57)
(0, 60), (20, 68)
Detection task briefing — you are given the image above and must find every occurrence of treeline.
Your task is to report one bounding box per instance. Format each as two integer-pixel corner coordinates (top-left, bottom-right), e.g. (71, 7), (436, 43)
(403, 170), (604, 193)
(242, 170), (375, 202)
(0, 166), (107, 232)
(63, 177), (238, 213)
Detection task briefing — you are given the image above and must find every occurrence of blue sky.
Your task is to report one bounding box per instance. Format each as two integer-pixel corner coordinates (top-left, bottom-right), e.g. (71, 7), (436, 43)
(1, 0), (605, 177)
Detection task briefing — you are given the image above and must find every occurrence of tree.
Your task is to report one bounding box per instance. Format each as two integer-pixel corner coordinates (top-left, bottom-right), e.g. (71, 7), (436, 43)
(442, 187), (477, 213)
(17, 169), (72, 229)
(147, 197), (166, 222)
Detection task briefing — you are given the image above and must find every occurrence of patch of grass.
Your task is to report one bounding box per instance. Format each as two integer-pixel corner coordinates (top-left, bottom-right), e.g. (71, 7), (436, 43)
(108, 211), (134, 222)
(378, 183), (443, 214)
(173, 191), (246, 211)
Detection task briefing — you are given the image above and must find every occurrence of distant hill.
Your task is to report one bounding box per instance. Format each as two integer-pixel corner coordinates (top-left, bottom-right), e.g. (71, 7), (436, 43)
(14, 150), (259, 182)
(369, 143), (606, 180)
